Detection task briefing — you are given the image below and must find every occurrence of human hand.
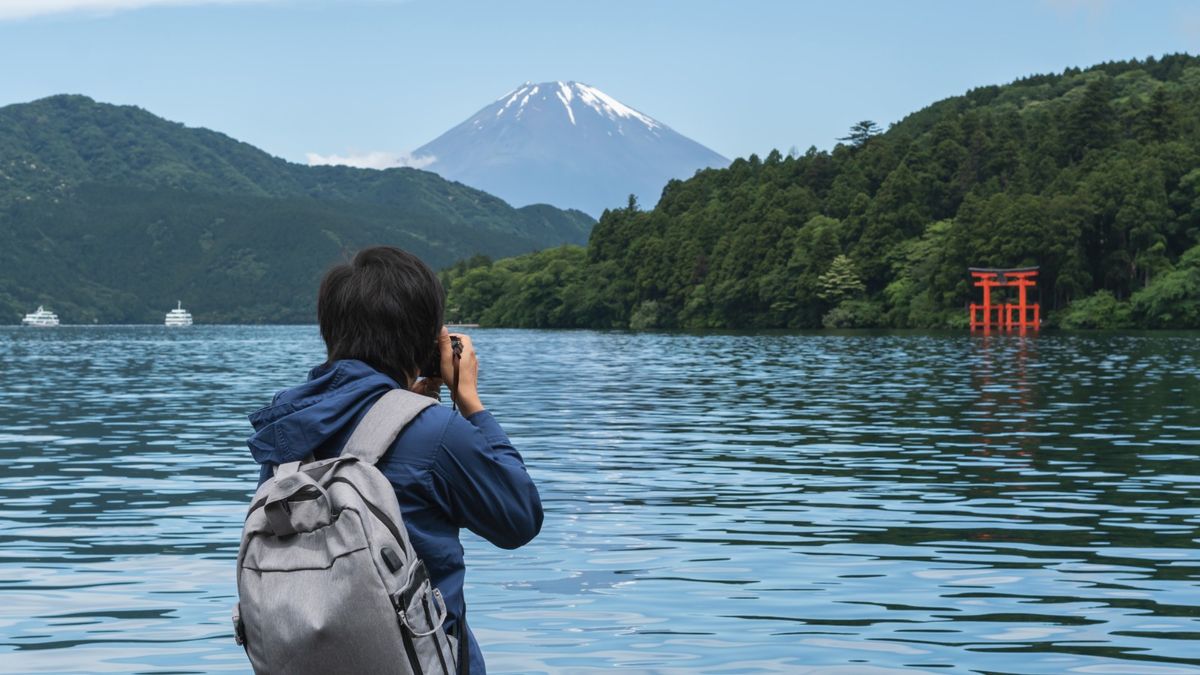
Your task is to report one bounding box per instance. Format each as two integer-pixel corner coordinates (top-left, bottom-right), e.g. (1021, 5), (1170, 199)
(409, 375), (442, 400)
(437, 327), (483, 416)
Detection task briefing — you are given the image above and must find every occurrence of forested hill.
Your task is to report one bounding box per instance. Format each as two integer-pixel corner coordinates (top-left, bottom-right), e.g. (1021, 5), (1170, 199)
(443, 54), (1200, 330)
(0, 95), (593, 323)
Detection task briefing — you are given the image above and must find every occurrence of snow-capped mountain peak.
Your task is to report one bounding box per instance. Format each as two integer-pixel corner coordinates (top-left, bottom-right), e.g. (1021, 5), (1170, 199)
(489, 81), (661, 132)
(413, 81), (728, 216)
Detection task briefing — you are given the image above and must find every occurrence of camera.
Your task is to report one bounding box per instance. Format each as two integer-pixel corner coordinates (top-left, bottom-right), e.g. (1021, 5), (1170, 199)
(420, 335), (463, 378)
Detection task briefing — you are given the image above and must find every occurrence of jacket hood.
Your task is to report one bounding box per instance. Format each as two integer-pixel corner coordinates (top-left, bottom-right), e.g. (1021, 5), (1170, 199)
(246, 359), (399, 466)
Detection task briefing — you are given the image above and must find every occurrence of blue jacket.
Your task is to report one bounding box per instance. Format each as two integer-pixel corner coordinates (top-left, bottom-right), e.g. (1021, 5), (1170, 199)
(246, 359), (543, 674)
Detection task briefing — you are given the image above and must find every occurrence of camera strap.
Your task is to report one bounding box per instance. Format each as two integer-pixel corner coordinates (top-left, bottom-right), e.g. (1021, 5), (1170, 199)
(450, 350), (460, 413)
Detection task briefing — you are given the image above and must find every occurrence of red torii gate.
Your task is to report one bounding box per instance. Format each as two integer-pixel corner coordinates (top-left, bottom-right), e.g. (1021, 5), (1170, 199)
(969, 267), (1040, 331)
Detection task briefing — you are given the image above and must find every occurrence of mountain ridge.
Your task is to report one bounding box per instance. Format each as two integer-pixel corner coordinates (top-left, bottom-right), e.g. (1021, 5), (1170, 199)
(0, 94), (594, 323)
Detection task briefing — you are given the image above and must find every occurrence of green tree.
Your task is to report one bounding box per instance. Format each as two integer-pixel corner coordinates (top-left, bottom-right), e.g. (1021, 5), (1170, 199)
(1057, 290), (1133, 329)
(1134, 87), (1177, 143)
(1064, 75), (1117, 160)
(839, 120), (882, 148)
(818, 255), (866, 304)
(1130, 244), (1200, 328)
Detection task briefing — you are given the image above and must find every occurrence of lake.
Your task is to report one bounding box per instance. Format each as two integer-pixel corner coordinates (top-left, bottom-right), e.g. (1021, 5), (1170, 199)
(1, 326), (1198, 674)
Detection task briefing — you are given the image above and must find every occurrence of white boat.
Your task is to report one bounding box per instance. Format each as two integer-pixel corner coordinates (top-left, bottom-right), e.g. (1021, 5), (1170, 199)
(165, 301), (193, 327)
(22, 306), (60, 327)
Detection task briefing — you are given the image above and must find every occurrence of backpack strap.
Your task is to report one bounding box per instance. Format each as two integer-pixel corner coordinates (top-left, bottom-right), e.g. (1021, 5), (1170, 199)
(457, 600), (470, 675)
(342, 388), (436, 465)
(272, 453), (315, 478)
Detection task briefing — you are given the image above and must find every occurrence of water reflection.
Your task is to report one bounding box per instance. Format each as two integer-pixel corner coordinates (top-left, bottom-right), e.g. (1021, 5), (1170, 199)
(0, 327), (1197, 673)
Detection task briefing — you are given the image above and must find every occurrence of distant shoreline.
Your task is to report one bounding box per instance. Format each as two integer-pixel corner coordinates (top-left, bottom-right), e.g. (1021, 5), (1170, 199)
(4, 324), (1199, 336)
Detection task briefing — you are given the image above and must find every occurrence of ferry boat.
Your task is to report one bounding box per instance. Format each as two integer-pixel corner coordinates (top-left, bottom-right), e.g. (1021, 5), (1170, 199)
(165, 301), (193, 327)
(22, 306), (60, 327)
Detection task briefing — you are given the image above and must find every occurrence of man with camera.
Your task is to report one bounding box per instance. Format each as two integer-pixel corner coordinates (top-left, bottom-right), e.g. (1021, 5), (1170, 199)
(243, 246), (543, 673)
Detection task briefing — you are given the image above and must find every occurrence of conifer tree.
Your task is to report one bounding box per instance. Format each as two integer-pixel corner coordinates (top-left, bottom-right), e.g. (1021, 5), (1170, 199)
(839, 120), (882, 147)
(818, 255), (866, 303)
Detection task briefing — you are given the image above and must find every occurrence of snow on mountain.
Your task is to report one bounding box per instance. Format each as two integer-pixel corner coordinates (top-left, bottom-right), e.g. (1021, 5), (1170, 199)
(412, 81), (729, 216)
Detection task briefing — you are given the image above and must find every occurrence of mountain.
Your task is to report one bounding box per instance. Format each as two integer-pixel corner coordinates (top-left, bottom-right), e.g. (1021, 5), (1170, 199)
(0, 95), (594, 324)
(441, 54), (1200, 330)
(412, 81), (730, 216)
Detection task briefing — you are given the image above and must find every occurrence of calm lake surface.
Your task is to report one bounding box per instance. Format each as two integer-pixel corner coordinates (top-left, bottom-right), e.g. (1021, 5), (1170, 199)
(1, 326), (1198, 674)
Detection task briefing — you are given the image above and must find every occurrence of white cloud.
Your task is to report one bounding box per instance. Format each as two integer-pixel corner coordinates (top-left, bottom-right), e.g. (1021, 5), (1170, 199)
(0, 0), (272, 21)
(304, 150), (436, 171)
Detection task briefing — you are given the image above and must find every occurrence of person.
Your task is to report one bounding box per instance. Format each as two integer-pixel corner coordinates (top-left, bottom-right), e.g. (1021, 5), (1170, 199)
(245, 245), (543, 674)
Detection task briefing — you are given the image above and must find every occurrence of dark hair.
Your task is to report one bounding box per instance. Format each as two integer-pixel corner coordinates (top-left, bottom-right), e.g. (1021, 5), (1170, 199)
(317, 246), (444, 385)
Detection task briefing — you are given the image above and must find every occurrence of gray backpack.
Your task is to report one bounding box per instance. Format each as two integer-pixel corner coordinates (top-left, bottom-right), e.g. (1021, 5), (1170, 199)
(233, 389), (463, 674)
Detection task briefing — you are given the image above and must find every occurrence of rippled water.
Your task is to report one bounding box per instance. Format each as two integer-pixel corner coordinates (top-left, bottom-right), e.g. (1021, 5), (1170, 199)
(1, 326), (1198, 674)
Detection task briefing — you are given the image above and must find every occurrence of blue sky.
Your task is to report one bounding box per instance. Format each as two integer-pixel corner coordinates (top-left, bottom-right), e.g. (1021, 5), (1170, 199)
(1, 0), (1197, 166)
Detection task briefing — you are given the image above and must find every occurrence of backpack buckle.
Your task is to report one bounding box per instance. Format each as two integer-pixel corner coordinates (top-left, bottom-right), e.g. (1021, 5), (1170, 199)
(398, 588), (448, 638)
(392, 562), (449, 638)
(232, 604), (247, 647)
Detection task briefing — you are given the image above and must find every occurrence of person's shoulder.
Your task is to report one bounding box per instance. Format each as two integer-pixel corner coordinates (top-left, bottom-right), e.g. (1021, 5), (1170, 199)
(383, 402), (453, 465)
(415, 404), (494, 454)
(439, 408), (492, 450)
(412, 400), (453, 422)
(411, 402), (459, 438)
